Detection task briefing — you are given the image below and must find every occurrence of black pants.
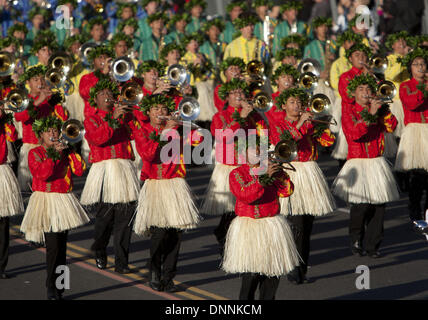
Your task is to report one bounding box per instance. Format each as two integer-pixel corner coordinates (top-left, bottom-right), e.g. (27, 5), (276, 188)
(149, 227), (182, 283)
(286, 215), (315, 276)
(408, 169), (428, 221)
(213, 212), (236, 255)
(239, 273), (280, 300)
(0, 217), (9, 273)
(44, 231), (68, 293)
(349, 203), (385, 254)
(91, 201), (136, 268)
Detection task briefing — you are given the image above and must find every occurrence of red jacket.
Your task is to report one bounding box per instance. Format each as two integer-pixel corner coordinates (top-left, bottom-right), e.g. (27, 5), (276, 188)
(214, 84), (226, 112)
(84, 108), (135, 163)
(399, 78), (428, 125)
(229, 164), (294, 219)
(269, 116), (335, 162)
(28, 145), (86, 193)
(0, 119), (17, 165)
(211, 106), (267, 166)
(338, 66), (363, 105)
(265, 91), (285, 124)
(14, 95), (69, 144)
(134, 120), (202, 181)
(342, 102), (397, 159)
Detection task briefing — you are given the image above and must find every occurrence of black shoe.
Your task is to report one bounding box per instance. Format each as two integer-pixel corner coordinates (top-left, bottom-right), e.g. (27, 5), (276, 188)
(287, 268), (303, 285)
(115, 266), (131, 274)
(95, 257), (107, 269)
(368, 251), (382, 259)
(149, 271), (162, 292)
(0, 272), (9, 279)
(163, 280), (179, 293)
(351, 242), (366, 256)
(47, 289), (62, 300)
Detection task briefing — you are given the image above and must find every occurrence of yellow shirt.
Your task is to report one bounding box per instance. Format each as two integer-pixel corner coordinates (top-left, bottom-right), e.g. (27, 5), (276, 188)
(385, 53), (410, 99)
(223, 36), (264, 64)
(330, 55), (352, 96)
(181, 51), (213, 85)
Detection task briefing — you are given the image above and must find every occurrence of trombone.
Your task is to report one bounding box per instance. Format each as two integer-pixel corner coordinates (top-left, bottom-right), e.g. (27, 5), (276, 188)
(0, 88), (30, 113)
(243, 60), (265, 89)
(376, 80), (396, 103)
(238, 91), (274, 113)
(157, 97), (201, 129)
(50, 119), (85, 146)
(268, 139), (298, 171)
(159, 64), (190, 88)
(298, 72), (318, 94)
(45, 67), (74, 98)
(105, 81), (144, 111)
(48, 51), (73, 75)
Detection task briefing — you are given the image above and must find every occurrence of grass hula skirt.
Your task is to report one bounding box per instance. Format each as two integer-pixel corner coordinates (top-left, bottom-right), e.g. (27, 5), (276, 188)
(0, 164), (24, 217)
(395, 123), (428, 172)
(80, 159), (140, 205)
(221, 215), (301, 277)
(18, 143), (39, 191)
(200, 163), (238, 215)
(195, 80), (216, 121)
(20, 191), (90, 244)
(332, 157), (400, 204)
(280, 161), (336, 216)
(133, 177), (201, 235)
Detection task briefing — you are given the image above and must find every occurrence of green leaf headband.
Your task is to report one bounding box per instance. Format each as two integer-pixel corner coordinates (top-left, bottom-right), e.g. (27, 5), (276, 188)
(218, 78), (249, 100)
(89, 78), (120, 108)
(276, 87), (309, 107)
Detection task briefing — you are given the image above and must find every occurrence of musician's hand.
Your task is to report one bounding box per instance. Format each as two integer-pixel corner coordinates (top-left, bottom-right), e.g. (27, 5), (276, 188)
(0, 104), (4, 117)
(267, 160), (282, 178)
(112, 104), (128, 119)
(154, 80), (172, 94)
(102, 57), (112, 74)
(182, 84), (193, 95)
(165, 119), (181, 130)
(35, 88), (52, 105)
(239, 100), (253, 118)
(53, 141), (67, 153)
(296, 111), (313, 129)
(369, 97), (383, 115)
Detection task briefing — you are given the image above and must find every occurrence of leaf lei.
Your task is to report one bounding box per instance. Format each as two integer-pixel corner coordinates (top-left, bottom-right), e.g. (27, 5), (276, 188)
(46, 146), (61, 161)
(104, 113), (121, 129)
(26, 99), (39, 119)
(279, 129), (293, 142)
(258, 173), (276, 186)
(231, 110), (247, 127)
(417, 82), (428, 99)
(312, 122), (329, 139)
(360, 108), (379, 125)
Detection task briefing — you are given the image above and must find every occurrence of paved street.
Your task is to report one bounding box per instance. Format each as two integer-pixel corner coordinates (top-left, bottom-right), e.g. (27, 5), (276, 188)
(1, 153), (428, 300)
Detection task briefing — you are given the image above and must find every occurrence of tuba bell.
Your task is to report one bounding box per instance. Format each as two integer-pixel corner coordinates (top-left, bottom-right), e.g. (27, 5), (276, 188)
(0, 51), (16, 77)
(0, 88), (30, 113)
(298, 72), (318, 93)
(376, 80), (396, 103)
(50, 119), (85, 145)
(111, 56), (135, 82)
(298, 58), (321, 77)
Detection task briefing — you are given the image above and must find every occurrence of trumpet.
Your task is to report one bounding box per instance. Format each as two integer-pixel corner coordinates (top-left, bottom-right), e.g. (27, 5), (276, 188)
(159, 64), (190, 87)
(306, 94), (337, 125)
(49, 119), (85, 146)
(0, 51), (16, 77)
(0, 88), (30, 113)
(298, 72), (318, 93)
(376, 80), (396, 103)
(80, 42), (98, 68)
(157, 97), (201, 128)
(111, 56), (135, 82)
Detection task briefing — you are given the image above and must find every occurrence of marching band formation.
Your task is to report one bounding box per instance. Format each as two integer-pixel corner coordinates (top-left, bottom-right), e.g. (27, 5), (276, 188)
(0, 0), (427, 301)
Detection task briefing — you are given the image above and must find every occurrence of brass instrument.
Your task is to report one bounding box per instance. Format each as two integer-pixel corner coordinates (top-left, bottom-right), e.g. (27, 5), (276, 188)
(298, 58), (321, 77)
(111, 56), (135, 82)
(160, 64), (190, 87)
(0, 88), (30, 113)
(376, 80), (396, 103)
(80, 42), (98, 68)
(252, 91), (273, 113)
(105, 81), (144, 110)
(94, 0), (104, 13)
(48, 51), (73, 75)
(307, 93), (337, 125)
(0, 51), (16, 77)
(324, 39), (333, 87)
(157, 97), (201, 127)
(269, 139), (298, 164)
(370, 54), (388, 74)
(45, 67), (74, 96)
(298, 72), (318, 93)
(50, 119), (85, 145)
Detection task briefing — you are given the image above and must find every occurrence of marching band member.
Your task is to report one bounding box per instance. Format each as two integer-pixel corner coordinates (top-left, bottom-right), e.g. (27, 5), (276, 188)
(220, 1), (247, 44)
(80, 79), (140, 273)
(7, 23), (29, 57)
(25, 7), (50, 51)
(86, 16), (108, 45)
(269, 87), (336, 284)
(395, 48), (428, 221)
(214, 57), (246, 111)
(164, 13), (190, 46)
(28, 37), (57, 67)
(20, 116), (89, 299)
(15, 65), (69, 191)
(267, 64), (299, 122)
(384, 31), (411, 137)
(274, 47), (302, 70)
(117, 18), (142, 55)
(0, 105), (24, 280)
(139, 12), (168, 62)
(332, 74), (399, 258)
(184, 0), (207, 34)
(51, 0), (82, 47)
(110, 33), (138, 69)
(253, 0), (272, 41)
(330, 31), (364, 168)
(222, 138), (300, 300)
(137, 0), (160, 41)
(272, 1), (307, 56)
(112, 2), (137, 38)
(133, 94), (202, 293)
(201, 79), (267, 255)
